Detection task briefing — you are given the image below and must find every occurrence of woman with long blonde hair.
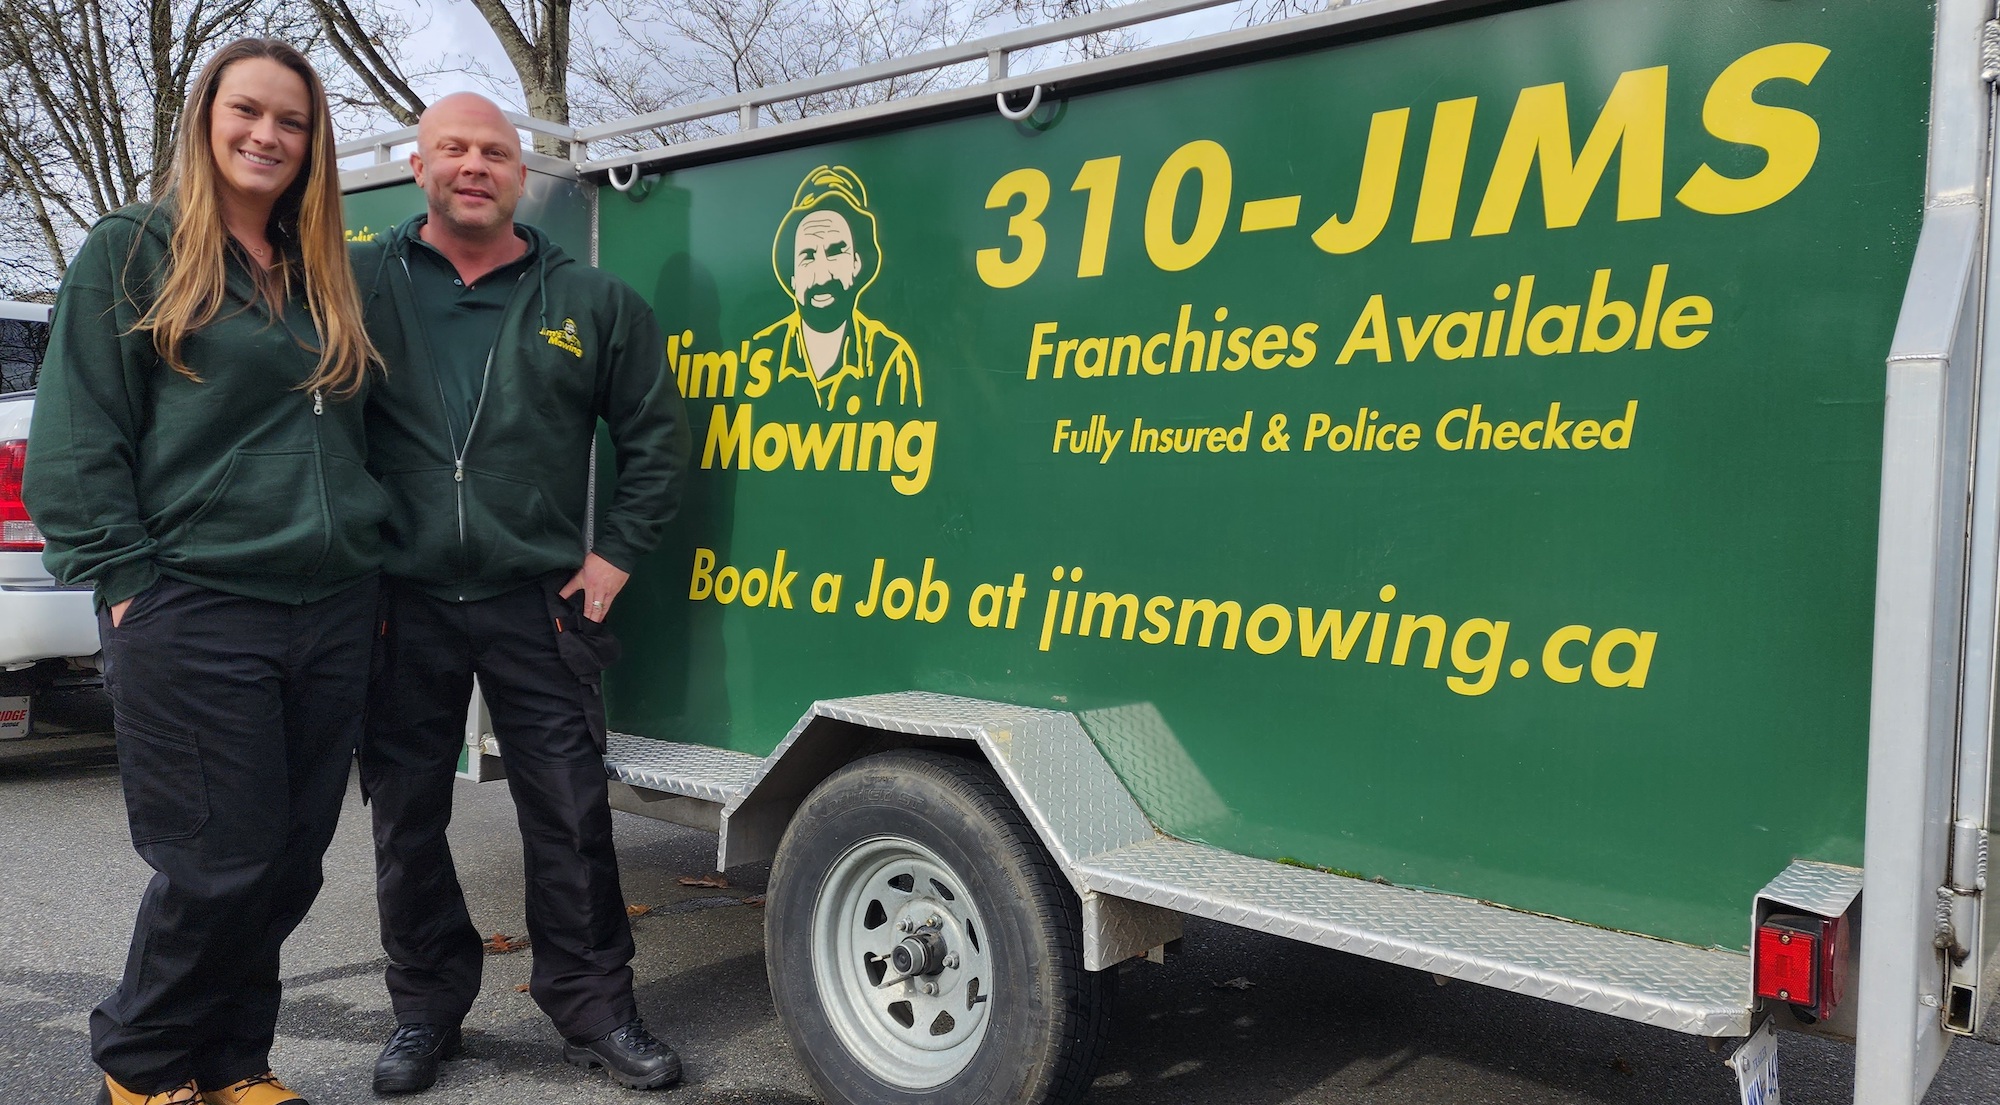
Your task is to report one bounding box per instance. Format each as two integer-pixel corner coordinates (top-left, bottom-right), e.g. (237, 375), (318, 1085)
(24, 38), (383, 1105)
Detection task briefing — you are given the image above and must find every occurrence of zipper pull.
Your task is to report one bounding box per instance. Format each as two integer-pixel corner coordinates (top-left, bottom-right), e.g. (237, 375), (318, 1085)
(454, 460), (464, 483)
(312, 390), (324, 415)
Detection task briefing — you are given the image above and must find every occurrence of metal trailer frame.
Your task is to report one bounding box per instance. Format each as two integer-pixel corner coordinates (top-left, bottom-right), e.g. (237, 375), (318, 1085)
(338, 2), (2000, 1102)
(1859, 4), (2000, 1105)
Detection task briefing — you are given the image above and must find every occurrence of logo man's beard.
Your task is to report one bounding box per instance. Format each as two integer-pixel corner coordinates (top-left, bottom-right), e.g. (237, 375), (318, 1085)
(797, 278), (857, 333)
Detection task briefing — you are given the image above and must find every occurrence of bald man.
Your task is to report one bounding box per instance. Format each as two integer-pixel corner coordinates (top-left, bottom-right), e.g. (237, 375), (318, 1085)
(351, 93), (690, 1094)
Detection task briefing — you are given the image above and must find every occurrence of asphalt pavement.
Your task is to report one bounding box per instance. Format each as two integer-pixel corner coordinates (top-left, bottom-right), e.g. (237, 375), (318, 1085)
(4, 691), (1999, 1105)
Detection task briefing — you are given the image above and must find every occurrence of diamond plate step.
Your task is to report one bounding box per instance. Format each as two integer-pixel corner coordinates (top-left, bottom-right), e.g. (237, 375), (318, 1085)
(603, 732), (762, 805)
(1075, 836), (1752, 1037)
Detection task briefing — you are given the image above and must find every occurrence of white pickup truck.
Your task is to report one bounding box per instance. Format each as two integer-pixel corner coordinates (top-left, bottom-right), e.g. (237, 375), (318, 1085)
(0, 299), (99, 739)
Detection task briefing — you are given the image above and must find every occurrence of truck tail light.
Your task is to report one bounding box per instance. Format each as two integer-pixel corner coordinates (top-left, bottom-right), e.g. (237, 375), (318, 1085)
(1756, 911), (1848, 1023)
(0, 440), (42, 552)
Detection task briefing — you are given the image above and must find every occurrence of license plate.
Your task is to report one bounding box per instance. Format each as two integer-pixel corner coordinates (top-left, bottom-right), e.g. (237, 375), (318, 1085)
(0, 695), (31, 741)
(1732, 1018), (1782, 1105)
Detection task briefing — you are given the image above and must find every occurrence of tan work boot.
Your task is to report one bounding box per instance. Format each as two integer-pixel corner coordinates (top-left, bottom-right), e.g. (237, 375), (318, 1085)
(197, 1072), (306, 1105)
(97, 1075), (201, 1104)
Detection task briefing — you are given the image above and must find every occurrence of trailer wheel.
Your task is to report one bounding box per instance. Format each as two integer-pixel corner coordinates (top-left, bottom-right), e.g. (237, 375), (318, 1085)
(766, 749), (1109, 1105)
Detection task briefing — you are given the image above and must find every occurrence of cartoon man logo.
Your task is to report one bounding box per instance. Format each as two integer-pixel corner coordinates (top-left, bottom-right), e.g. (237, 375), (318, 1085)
(748, 166), (921, 412)
(540, 316), (583, 357)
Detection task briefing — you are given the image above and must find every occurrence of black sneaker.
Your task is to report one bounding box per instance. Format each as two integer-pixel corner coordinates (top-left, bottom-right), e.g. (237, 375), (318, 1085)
(372, 1023), (461, 1095)
(561, 1018), (682, 1090)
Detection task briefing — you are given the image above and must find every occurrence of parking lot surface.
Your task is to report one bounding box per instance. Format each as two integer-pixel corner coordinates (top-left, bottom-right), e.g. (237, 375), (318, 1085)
(4, 694), (2000, 1104)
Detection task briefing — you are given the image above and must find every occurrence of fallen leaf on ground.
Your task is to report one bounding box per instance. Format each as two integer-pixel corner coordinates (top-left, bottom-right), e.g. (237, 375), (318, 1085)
(678, 874), (730, 889)
(1608, 1057), (1634, 1076)
(626, 903), (653, 917)
(484, 932), (530, 954)
(1212, 976), (1255, 990)
(514, 983), (530, 992)
(741, 895), (766, 907)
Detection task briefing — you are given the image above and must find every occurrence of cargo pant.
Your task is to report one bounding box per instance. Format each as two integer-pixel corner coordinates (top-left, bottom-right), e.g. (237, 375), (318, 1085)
(360, 576), (637, 1042)
(91, 575), (377, 1093)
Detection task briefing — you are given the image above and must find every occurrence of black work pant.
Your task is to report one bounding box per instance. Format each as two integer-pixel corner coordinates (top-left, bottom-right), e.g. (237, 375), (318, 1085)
(91, 575), (377, 1093)
(361, 577), (636, 1042)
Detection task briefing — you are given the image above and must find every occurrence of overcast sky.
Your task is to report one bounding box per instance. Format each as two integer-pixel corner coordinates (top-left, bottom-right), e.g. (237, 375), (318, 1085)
(395, 2), (533, 110)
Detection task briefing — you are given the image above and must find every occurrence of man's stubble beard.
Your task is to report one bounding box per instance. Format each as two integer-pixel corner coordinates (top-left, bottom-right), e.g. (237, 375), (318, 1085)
(429, 184), (517, 239)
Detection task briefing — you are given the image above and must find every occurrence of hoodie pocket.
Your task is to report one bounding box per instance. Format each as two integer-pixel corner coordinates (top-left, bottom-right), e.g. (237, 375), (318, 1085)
(464, 470), (566, 581)
(375, 466), (457, 578)
(320, 454), (389, 579)
(178, 450), (326, 578)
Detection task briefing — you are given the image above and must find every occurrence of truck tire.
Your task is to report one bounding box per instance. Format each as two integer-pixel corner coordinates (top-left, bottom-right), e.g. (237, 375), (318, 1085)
(766, 749), (1110, 1105)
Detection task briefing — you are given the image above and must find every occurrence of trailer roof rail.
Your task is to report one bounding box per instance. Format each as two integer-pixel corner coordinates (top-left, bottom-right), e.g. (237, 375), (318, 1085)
(572, 0), (1443, 177)
(335, 109), (576, 164)
(571, 0), (1242, 148)
(336, 0), (1418, 176)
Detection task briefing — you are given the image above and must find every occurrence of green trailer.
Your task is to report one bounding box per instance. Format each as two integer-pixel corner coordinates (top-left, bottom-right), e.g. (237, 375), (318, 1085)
(340, 1), (2000, 1101)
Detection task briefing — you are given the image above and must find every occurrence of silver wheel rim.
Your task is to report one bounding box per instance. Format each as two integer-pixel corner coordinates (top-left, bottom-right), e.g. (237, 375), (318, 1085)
(811, 834), (995, 1088)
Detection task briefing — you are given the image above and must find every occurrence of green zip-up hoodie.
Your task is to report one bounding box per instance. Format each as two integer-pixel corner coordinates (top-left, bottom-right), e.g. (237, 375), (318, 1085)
(23, 202), (385, 607)
(354, 216), (689, 601)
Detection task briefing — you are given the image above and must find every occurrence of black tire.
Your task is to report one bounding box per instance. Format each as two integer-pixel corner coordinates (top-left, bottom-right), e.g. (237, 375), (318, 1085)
(766, 749), (1111, 1105)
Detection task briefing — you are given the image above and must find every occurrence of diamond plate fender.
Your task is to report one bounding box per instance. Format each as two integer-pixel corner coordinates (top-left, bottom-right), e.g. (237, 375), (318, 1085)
(717, 691), (1184, 968)
(1757, 860), (1865, 921)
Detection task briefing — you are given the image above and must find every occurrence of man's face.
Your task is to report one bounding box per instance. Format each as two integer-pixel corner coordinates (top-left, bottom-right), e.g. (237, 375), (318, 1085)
(412, 96), (527, 239)
(791, 210), (863, 332)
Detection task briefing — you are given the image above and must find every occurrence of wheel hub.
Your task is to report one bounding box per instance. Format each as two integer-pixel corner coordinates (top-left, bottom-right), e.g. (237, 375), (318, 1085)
(811, 835), (995, 1088)
(887, 927), (948, 982)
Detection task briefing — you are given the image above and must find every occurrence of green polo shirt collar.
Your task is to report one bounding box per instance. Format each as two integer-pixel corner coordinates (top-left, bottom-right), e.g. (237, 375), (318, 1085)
(403, 220), (539, 434)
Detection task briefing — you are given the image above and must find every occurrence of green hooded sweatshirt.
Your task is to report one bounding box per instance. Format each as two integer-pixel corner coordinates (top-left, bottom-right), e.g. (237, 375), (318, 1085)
(24, 202), (384, 607)
(353, 216), (689, 601)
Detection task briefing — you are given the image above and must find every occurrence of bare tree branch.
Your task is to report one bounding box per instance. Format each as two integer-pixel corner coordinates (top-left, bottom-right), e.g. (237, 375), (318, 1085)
(0, 0), (311, 292)
(312, 0), (428, 124)
(0, 0), (1146, 293)
(464, 0), (572, 152)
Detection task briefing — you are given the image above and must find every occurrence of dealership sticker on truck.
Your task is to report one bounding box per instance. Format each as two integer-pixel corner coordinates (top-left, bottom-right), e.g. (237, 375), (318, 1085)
(0, 696), (30, 741)
(1731, 1019), (1781, 1105)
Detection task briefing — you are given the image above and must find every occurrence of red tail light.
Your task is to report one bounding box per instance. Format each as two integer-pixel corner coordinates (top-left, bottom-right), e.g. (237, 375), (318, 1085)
(1756, 911), (1848, 1022)
(0, 440), (42, 552)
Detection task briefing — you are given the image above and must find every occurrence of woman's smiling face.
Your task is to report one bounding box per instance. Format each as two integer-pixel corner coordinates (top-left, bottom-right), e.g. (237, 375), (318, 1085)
(208, 56), (312, 217)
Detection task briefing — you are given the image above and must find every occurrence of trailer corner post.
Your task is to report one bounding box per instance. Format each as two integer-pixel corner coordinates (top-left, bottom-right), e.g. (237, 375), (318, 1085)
(1946, 1), (2000, 1045)
(1856, 4), (1995, 1103)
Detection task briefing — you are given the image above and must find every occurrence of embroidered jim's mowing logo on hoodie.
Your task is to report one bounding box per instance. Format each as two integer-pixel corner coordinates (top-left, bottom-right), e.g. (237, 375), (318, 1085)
(677, 165), (936, 497)
(542, 317), (584, 357)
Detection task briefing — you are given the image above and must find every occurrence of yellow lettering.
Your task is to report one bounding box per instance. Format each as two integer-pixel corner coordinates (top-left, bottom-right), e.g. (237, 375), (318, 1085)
(1591, 628), (1657, 688)
(1413, 97), (1479, 243)
(688, 548), (715, 600)
(1314, 108), (1410, 254)
(1175, 598), (1243, 649)
(977, 168), (1050, 288)
(1146, 141), (1233, 272)
(1473, 67), (1668, 235)
(1677, 44), (1830, 215)
(1391, 613), (1447, 668)
(1541, 625), (1591, 683)
(1337, 295), (1392, 365)
(702, 404), (752, 469)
